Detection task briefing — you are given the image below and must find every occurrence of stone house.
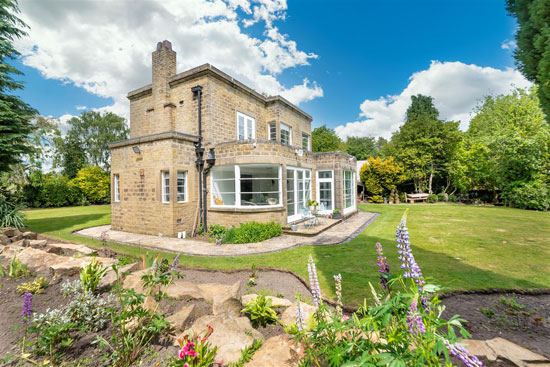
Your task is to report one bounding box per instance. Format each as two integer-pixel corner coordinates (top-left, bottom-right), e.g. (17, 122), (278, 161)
(110, 41), (357, 237)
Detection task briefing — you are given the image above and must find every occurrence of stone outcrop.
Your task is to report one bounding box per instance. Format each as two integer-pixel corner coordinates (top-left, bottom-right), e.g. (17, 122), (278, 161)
(45, 242), (96, 256)
(49, 256), (117, 277)
(244, 335), (304, 367)
(242, 294), (293, 308)
(463, 338), (550, 367)
(166, 304), (197, 331)
(1, 247), (69, 273)
(280, 302), (317, 326)
(98, 262), (140, 290)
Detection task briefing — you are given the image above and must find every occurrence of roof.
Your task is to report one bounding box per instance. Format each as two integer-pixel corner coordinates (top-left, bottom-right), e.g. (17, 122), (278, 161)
(127, 63), (312, 122)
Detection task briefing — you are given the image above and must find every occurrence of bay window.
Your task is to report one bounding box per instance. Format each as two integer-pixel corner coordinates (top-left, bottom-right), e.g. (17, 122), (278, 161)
(211, 164), (282, 208)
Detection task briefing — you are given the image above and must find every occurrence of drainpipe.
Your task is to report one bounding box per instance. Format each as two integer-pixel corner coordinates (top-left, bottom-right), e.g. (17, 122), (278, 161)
(192, 85), (204, 233)
(203, 149), (216, 231)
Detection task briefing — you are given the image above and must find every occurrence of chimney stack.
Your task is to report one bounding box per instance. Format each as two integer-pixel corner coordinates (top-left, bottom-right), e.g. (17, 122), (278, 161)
(151, 40), (176, 131)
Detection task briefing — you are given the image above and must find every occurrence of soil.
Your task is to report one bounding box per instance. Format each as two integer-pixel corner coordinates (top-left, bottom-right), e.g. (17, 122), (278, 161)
(442, 292), (550, 359)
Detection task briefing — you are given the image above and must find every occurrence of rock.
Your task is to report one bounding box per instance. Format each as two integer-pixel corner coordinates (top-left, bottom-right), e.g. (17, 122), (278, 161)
(122, 269), (152, 294)
(98, 262), (140, 290)
(45, 243), (95, 256)
(2, 227), (21, 237)
(166, 304), (196, 331)
(143, 295), (162, 312)
(0, 244), (25, 258)
(198, 281), (241, 304)
(213, 297), (242, 317)
(180, 313), (263, 364)
(11, 247), (69, 273)
(10, 234), (24, 242)
(460, 339), (498, 361)
(280, 302), (317, 327)
(28, 239), (48, 249)
(22, 232), (37, 240)
(485, 337), (549, 367)
(244, 335), (304, 367)
(10, 239), (30, 247)
(0, 234), (9, 245)
(242, 294), (292, 308)
(165, 280), (204, 300)
(49, 256), (117, 277)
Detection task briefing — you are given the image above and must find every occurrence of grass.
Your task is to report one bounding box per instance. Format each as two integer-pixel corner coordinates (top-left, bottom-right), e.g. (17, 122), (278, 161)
(23, 203), (550, 306)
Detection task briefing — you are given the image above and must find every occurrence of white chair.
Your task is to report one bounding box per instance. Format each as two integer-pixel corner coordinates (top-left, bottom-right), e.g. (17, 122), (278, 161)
(316, 202), (332, 224)
(300, 206), (316, 228)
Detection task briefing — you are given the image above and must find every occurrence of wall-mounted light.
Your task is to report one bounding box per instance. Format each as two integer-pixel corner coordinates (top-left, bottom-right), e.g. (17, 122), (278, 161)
(132, 146), (141, 154)
(206, 149), (216, 166)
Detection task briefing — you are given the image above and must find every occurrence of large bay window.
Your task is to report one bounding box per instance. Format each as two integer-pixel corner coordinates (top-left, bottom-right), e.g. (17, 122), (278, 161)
(237, 112), (255, 140)
(343, 170), (355, 213)
(212, 164), (282, 208)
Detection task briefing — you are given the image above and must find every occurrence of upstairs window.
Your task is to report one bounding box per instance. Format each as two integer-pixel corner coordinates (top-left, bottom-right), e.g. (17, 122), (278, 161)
(177, 171), (187, 202)
(114, 174), (120, 202)
(268, 122), (277, 141)
(302, 133), (310, 150)
(237, 112), (255, 140)
(280, 122), (291, 145)
(162, 171), (170, 203)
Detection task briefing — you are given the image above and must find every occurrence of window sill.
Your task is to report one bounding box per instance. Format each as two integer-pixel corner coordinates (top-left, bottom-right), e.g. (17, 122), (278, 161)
(209, 205), (285, 213)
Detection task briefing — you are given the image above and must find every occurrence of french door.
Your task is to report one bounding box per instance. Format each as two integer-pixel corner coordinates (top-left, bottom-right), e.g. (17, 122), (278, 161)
(286, 167), (311, 222)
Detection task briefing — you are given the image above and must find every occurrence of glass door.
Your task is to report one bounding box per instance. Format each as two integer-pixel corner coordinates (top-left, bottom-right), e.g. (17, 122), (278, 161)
(287, 167), (311, 222)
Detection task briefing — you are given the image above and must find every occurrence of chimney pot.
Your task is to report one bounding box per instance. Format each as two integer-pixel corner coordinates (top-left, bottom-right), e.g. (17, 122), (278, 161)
(156, 40), (172, 51)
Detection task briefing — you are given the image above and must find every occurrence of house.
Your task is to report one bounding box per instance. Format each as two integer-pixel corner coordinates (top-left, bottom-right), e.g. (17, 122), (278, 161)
(110, 40), (357, 237)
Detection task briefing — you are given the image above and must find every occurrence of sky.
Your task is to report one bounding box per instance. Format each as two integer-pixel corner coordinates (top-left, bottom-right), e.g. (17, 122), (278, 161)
(12, 0), (531, 139)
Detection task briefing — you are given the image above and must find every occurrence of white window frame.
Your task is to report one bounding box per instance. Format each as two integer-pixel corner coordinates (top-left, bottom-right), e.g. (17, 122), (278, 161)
(211, 164), (283, 209)
(343, 170), (356, 214)
(177, 171), (187, 203)
(236, 111), (255, 140)
(114, 174), (120, 202)
(161, 170), (170, 204)
(268, 121), (277, 141)
(302, 133), (310, 151)
(286, 166), (312, 223)
(280, 122), (292, 145)
(316, 170), (334, 211)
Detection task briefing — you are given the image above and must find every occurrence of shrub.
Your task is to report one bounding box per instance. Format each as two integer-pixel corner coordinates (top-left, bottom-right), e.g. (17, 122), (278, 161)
(39, 173), (82, 207)
(360, 157), (406, 199)
(399, 192), (406, 203)
(80, 258), (108, 293)
(30, 308), (77, 363)
(501, 180), (550, 211)
(222, 221), (282, 244)
(241, 293), (279, 328)
(369, 195), (383, 203)
(17, 277), (49, 294)
(208, 224), (227, 240)
(427, 194), (438, 203)
(8, 255), (31, 278)
(73, 166), (110, 204)
(61, 279), (113, 331)
(0, 198), (25, 229)
(448, 194), (458, 202)
(437, 192), (447, 202)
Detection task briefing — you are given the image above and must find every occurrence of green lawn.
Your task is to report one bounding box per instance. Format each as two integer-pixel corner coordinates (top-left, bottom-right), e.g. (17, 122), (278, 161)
(23, 204), (550, 306)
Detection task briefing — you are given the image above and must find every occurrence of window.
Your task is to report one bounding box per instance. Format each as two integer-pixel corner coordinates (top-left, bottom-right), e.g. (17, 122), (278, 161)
(162, 171), (170, 203)
(302, 133), (310, 150)
(177, 171), (187, 202)
(317, 170), (333, 210)
(114, 174), (120, 202)
(237, 112), (255, 140)
(286, 167), (312, 222)
(211, 164), (282, 208)
(343, 170), (355, 213)
(280, 122), (291, 145)
(268, 122), (277, 141)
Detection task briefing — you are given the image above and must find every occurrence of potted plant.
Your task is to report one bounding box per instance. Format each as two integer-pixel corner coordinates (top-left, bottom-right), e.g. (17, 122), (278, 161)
(333, 209), (342, 219)
(307, 199), (319, 211)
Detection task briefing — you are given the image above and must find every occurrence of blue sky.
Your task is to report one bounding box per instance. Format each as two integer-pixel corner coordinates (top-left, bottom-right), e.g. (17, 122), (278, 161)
(14, 0), (527, 138)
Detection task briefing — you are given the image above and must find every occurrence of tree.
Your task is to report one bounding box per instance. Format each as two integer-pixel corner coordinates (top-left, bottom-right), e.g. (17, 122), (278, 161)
(53, 134), (88, 178)
(60, 111), (129, 170)
(359, 157), (405, 202)
(0, 0), (37, 173)
(344, 136), (377, 160)
(457, 87), (550, 206)
(506, 0), (550, 119)
(312, 125), (344, 152)
(73, 166), (110, 204)
(389, 94), (462, 193)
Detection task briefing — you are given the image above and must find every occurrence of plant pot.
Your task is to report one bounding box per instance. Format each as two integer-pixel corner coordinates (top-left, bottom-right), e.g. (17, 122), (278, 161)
(290, 224), (298, 231)
(309, 206), (315, 211)
(333, 213), (342, 219)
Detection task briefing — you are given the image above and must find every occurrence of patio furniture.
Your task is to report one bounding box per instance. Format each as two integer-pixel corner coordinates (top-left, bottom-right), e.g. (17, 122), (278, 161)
(406, 193), (429, 203)
(300, 206), (317, 228)
(315, 203), (332, 225)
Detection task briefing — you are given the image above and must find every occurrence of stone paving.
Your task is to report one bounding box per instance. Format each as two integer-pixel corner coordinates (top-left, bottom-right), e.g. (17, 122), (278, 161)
(74, 210), (378, 257)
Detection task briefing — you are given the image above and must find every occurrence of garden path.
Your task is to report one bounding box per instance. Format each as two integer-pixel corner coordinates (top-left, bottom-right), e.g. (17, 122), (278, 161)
(74, 210), (378, 257)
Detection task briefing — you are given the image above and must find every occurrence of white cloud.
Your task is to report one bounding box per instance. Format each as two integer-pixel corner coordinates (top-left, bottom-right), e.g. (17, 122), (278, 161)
(16, 0), (321, 119)
(334, 61), (531, 139)
(75, 105), (87, 111)
(501, 39), (517, 50)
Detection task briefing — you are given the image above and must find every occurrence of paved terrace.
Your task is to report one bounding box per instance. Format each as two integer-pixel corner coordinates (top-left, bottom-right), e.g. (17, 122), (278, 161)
(75, 210), (378, 257)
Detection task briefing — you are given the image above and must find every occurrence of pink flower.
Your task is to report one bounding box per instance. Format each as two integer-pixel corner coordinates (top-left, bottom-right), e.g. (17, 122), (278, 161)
(184, 364), (189, 367)
(178, 350), (185, 359)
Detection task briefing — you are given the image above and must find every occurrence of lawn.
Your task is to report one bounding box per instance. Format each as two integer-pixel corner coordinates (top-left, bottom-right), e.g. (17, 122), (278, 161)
(23, 203), (550, 306)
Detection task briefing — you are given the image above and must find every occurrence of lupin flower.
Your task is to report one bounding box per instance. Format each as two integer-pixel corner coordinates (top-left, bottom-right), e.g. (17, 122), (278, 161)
(375, 242), (391, 289)
(333, 274), (343, 318)
(151, 258), (158, 272)
(307, 255), (322, 307)
(406, 295), (426, 335)
(22, 291), (32, 323)
(170, 253), (181, 273)
(444, 339), (484, 367)
(295, 299), (305, 331)
(395, 214), (425, 288)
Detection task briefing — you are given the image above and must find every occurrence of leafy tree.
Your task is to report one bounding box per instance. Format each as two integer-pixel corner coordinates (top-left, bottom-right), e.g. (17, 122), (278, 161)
(57, 111), (129, 171)
(457, 87), (550, 207)
(359, 157), (405, 202)
(344, 136), (377, 160)
(389, 95), (462, 193)
(0, 0), (37, 173)
(27, 116), (61, 170)
(312, 125), (344, 152)
(53, 134), (87, 178)
(506, 0), (550, 119)
(73, 166), (110, 204)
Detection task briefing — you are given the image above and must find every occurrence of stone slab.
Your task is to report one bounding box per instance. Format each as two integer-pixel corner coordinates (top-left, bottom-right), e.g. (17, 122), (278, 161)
(242, 294), (292, 308)
(244, 335), (303, 367)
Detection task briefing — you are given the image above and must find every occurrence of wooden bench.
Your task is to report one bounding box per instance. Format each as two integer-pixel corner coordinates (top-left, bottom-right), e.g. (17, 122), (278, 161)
(407, 193), (429, 203)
